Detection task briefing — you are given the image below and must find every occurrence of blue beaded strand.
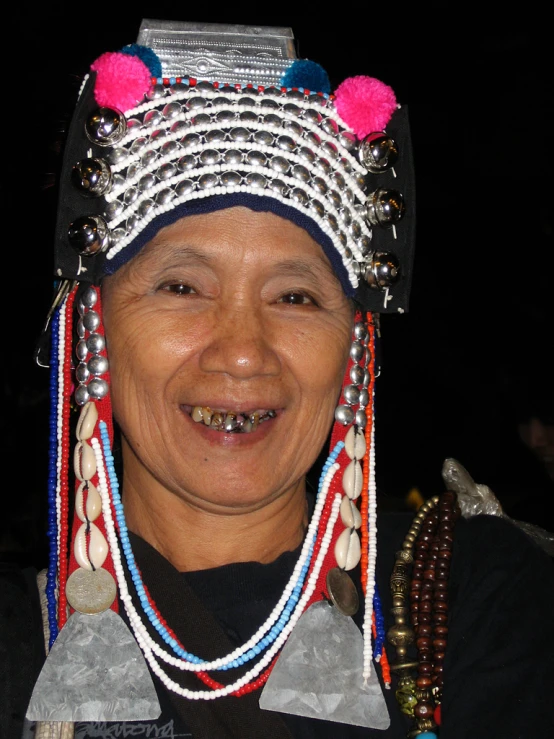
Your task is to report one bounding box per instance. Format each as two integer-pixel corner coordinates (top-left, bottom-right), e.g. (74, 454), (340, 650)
(101, 422), (346, 668)
(46, 307), (61, 648)
(372, 585), (386, 659)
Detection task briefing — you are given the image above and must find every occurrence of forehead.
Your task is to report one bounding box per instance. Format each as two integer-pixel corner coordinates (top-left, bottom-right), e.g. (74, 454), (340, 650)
(119, 206), (340, 280)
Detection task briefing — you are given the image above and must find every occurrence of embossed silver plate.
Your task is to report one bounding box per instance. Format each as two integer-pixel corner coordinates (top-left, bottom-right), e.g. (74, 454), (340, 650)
(136, 19), (297, 85)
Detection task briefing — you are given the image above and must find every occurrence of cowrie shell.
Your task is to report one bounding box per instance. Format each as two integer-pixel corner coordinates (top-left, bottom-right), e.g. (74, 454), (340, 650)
(335, 528), (361, 571)
(76, 401), (98, 441)
(74, 522), (108, 571)
(75, 481), (102, 523)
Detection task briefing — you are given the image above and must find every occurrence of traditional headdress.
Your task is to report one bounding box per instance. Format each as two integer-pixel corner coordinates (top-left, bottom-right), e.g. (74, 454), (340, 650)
(29, 19), (415, 732)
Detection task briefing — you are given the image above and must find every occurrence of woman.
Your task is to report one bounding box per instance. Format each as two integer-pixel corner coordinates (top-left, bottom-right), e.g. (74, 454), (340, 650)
(13, 17), (554, 739)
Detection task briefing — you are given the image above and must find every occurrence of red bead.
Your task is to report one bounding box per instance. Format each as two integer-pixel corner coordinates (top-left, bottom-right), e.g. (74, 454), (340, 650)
(434, 704), (442, 725)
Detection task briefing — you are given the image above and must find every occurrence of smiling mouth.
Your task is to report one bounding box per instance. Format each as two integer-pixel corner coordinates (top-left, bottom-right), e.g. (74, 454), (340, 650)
(185, 406), (278, 433)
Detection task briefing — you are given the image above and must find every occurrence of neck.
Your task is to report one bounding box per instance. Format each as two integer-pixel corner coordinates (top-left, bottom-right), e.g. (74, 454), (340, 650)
(121, 460), (309, 573)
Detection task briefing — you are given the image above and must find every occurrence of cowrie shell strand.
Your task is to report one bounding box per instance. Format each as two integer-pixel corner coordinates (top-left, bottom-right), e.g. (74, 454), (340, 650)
(76, 401), (99, 441)
(74, 522), (109, 571)
(75, 481), (102, 523)
(335, 528), (361, 571)
(74, 441), (97, 482)
(340, 495), (362, 529)
(344, 426), (366, 460)
(342, 459), (363, 500)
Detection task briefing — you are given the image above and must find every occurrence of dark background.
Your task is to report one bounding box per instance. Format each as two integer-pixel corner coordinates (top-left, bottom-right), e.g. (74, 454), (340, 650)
(4, 4), (553, 565)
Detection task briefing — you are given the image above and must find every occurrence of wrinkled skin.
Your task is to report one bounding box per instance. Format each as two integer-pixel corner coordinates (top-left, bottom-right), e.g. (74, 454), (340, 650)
(102, 207), (354, 568)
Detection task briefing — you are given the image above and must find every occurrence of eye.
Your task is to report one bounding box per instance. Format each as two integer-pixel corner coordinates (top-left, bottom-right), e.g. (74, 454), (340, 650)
(159, 283), (197, 296)
(278, 292), (319, 306)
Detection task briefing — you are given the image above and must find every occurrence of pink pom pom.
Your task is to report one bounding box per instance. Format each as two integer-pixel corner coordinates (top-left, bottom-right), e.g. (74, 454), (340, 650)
(334, 76), (397, 139)
(91, 52), (151, 112)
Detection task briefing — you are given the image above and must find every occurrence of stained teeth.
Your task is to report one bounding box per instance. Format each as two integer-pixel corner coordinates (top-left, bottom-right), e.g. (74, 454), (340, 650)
(191, 406), (204, 423)
(189, 406), (276, 433)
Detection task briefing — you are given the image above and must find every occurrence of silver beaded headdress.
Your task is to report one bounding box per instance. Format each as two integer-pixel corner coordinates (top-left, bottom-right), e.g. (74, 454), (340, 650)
(54, 19), (415, 314)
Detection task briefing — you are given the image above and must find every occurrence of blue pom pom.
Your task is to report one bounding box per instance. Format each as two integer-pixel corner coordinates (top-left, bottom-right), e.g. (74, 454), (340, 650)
(280, 59), (330, 94)
(120, 43), (162, 78)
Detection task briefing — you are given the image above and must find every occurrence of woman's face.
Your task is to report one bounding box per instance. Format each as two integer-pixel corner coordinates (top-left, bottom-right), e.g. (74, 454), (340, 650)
(102, 206), (354, 514)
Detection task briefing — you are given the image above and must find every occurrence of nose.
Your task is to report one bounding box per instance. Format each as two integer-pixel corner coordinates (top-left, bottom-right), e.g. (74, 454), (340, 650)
(199, 304), (281, 379)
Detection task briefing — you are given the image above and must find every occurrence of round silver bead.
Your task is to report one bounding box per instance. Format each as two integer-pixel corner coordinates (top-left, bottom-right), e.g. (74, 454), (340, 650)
(262, 86), (281, 98)
(339, 131), (357, 151)
(192, 113), (211, 127)
(140, 149), (158, 167)
(162, 102), (182, 119)
(350, 341), (364, 362)
(277, 135), (295, 152)
(218, 85), (235, 95)
(77, 318), (86, 338)
(321, 118), (339, 136)
(72, 158), (112, 197)
(326, 213), (339, 232)
(130, 137), (147, 154)
(216, 109), (235, 124)
(123, 187), (138, 205)
(340, 208), (352, 227)
(108, 148), (127, 165)
(328, 190), (341, 209)
(74, 385), (90, 406)
(338, 232), (348, 248)
(355, 172), (367, 190)
(138, 199), (155, 218)
(246, 172), (267, 189)
(112, 173), (125, 189)
(312, 177), (328, 195)
(68, 216), (109, 256)
(335, 404), (355, 426)
(364, 251), (401, 289)
(350, 365), (364, 384)
(156, 187), (175, 205)
(199, 173), (219, 189)
(144, 109), (163, 127)
(349, 220), (362, 239)
(75, 362), (90, 384)
(310, 198), (325, 217)
(286, 89), (305, 101)
(269, 178), (288, 196)
(358, 234), (372, 257)
(86, 333), (105, 354)
(307, 93), (328, 107)
(363, 369), (371, 387)
(109, 227), (126, 246)
(213, 96), (232, 107)
(246, 150), (267, 167)
(291, 187), (309, 206)
(315, 157), (331, 176)
(85, 108), (127, 147)
(333, 172), (346, 190)
(352, 259), (361, 276)
(171, 80), (189, 94)
(127, 117), (141, 129)
(188, 96), (207, 110)
(205, 129), (226, 144)
(221, 171), (241, 187)
(138, 173), (157, 192)
(238, 96), (256, 107)
(161, 140), (180, 158)
(171, 120), (190, 136)
(224, 149), (243, 166)
(341, 157), (353, 174)
(83, 310), (100, 332)
(146, 83), (165, 100)
(81, 286), (97, 309)
(354, 322), (368, 340)
(291, 164), (310, 183)
(304, 131), (321, 147)
(302, 108), (322, 124)
(355, 409), (367, 429)
(344, 384), (361, 405)
(87, 378), (109, 400)
(196, 81), (214, 93)
(239, 110), (258, 124)
(270, 156), (290, 174)
(254, 130), (274, 146)
(175, 179), (194, 197)
(178, 154), (197, 171)
(366, 189), (406, 227)
(104, 200), (123, 220)
(76, 340), (88, 362)
(182, 133), (201, 149)
(199, 149), (220, 165)
(298, 146), (316, 164)
(263, 113), (282, 128)
(359, 388), (369, 408)
(283, 103), (300, 115)
(230, 127), (250, 142)
(283, 120), (303, 137)
(88, 355), (109, 376)
(359, 133), (398, 173)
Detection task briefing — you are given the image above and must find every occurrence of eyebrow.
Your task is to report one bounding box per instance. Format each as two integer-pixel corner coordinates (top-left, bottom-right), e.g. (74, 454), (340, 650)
(270, 257), (339, 284)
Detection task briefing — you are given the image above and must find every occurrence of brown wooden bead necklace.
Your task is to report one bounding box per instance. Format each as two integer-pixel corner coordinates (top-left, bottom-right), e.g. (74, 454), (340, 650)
(387, 492), (460, 737)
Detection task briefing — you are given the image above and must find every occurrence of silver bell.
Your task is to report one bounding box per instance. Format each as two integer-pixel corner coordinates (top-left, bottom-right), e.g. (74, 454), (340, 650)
(68, 215), (109, 255)
(365, 188), (405, 228)
(359, 133), (398, 174)
(364, 252), (401, 289)
(72, 158), (113, 197)
(85, 108), (127, 147)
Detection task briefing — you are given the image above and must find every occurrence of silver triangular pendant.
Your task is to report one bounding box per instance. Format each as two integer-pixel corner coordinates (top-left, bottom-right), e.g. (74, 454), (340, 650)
(260, 601), (390, 729)
(27, 609), (161, 722)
